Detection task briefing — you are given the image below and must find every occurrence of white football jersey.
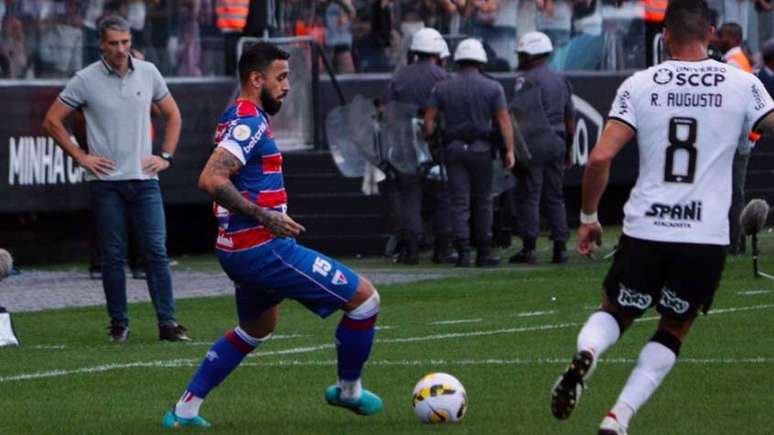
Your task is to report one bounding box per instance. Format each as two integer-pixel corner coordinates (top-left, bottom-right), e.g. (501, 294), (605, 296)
(609, 59), (774, 245)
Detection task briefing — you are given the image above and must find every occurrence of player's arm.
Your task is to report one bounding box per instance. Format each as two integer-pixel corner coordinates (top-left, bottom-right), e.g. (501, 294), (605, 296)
(42, 100), (115, 176)
(495, 108), (515, 169)
(577, 119), (634, 255)
(198, 148), (305, 237)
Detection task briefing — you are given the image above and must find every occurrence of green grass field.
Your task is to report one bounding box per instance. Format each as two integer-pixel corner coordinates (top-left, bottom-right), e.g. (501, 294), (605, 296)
(2, 231), (774, 434)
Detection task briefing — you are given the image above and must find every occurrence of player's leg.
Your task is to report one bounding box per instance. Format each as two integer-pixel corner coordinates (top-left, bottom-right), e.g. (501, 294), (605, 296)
(162, 299), (278, 428)
(552, 235), (661, 420)
(324, 276), (383, 415)
(599, 241), (725, 434)
(599, 316), (693, 435)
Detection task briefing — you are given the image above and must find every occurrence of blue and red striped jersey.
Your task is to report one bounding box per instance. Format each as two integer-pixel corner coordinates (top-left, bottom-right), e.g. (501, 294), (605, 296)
(212, 99), (286, 252)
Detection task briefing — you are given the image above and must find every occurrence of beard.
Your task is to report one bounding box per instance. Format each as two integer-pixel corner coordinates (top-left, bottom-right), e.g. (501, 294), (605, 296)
(260, 88), (284, 115)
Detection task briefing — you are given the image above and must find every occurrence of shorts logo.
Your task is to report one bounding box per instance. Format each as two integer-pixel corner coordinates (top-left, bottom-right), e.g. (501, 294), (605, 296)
(332, 270), (348, 286)
(617, 284), (652, 310)
(232, 124), (252, 141)
(660, 288), (690, 314)
(312, 257), (332, 277)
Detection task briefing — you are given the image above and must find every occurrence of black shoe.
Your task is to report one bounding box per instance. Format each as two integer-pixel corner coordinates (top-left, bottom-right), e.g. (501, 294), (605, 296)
(432, 249), (459, 264)
(551, 350), (596, 420)
(509, 249), (537, 264)
(552, 242), (569, 264)
(455, 251), (472, 268)
(108, 321), (129, 343)
(159, 323), (192, 342)
(476, 253), (501, 267)
(397, 252), (419, 265)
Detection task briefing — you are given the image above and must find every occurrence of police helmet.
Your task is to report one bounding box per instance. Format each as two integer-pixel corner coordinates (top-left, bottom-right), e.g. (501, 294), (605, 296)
(453, 38), (488, 64)
(517, 31), (554, 55)
(410, 28), (447, 55)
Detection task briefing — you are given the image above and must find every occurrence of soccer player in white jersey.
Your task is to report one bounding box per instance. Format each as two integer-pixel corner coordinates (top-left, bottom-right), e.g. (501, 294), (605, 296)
(549, 0), (774, 434)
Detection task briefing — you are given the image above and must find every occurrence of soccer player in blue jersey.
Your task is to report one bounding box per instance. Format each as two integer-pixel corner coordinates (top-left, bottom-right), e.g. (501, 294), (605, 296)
(162, 42), (383, 429)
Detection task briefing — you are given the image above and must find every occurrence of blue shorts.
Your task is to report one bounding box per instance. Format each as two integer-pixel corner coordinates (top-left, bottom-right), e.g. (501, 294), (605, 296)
(216, 238), (360, 323)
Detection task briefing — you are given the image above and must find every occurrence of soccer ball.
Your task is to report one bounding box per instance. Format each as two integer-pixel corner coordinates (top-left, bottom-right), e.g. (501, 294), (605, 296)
(412, 372), (467, 423)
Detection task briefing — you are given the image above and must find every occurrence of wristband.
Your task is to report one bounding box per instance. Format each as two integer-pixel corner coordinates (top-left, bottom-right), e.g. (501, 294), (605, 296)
(580, 211), (598, 224)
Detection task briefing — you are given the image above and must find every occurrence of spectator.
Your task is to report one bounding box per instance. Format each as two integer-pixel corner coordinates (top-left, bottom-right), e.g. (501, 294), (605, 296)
(757, 38), (774, 96)
(177, 0), (212, 76)
(324, 0), (356, 74)
(82, 0), (105, 65)
(0, 2), (27, 78)
(42, 15), (189, 343)
(37, 0), (83, 78)
(471, 0), (518, 70)
(126, 0), (149, 52)
(215, 0), (248, 76)
(536, 0), (572, 69)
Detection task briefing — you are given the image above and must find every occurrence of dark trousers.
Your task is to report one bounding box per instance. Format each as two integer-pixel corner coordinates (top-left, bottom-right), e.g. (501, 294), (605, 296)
(729, 151), (750, 253)
(445, 143), (494, 251)
(90, 180), (176, 326)
(514, 158), (569, 243)
(396, 173), (452, 247)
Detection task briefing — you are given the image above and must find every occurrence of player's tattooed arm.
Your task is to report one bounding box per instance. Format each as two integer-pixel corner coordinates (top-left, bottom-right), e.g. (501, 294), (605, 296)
(199, 148), (305, 237)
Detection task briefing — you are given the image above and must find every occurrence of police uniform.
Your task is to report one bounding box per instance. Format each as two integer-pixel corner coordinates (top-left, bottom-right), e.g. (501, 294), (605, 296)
(427, 58), (508, 266)
(510, 59), (573, 263)
(383, 57), (452, 264)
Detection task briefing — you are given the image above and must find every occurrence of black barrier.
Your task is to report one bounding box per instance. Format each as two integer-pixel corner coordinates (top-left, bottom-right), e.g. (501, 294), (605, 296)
(1, 72), (633, 214)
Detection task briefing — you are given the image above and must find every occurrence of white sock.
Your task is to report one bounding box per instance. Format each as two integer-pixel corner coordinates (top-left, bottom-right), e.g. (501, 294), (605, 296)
(175, 391), (204, 419)
(613, 341), (677, 428)
(338, 378), (363, 401)
(577, 311), (621, 358)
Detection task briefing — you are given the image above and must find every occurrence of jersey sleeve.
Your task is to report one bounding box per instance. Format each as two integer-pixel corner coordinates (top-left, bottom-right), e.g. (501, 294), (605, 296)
(607, 75), (637, 131)
(58, 74), (87, 109)
(150, 63), (170, 102)
(491, 83), (508, 112)
(427, 84), (442, 109)
(216, 117), (266, 165)
(746, 75), (774, 132)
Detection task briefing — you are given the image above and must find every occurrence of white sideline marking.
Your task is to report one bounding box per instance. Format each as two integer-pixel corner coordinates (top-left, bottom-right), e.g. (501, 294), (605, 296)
(737, 290), (774, 296)
(513, 310), (556, 318)
(431, 319), (482, 325)
(375, 325), (396, 330)
(2, 303), (773, 384)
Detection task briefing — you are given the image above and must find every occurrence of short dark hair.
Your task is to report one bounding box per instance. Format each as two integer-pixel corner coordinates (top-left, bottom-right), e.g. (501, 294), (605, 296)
(664, 0), (711, 44)
(718, 22), (744, 44)
(238, 42), (290, 85)
(98, 15), (130, 40)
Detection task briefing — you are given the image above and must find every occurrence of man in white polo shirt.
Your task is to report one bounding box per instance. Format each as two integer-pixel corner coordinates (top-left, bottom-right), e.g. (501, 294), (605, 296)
(42, 15), (189, 343)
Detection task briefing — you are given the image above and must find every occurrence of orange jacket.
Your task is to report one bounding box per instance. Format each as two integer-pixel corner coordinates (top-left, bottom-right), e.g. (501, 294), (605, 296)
(643, 0), (668, 22)
(725, 47), (753, 73)
(216, 0), (249, 32)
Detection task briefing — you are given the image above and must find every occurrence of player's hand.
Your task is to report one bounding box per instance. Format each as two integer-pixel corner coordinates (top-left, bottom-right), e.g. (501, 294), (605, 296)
(142, 155), (170, 175)
(576, 222), (603, 257)
(77, 153), (115, 177)
(503, 150), (515, 170)
(262, 210), (306, 237)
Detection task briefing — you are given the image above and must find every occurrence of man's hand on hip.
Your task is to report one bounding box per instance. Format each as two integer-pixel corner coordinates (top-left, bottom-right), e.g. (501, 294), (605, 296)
(77, 154), (115, 177)
(142, 155), (171, 175)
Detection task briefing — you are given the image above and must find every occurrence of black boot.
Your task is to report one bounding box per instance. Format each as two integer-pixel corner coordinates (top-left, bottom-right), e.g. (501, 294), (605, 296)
(432, 235), (458, 264)
(454, 241), (472, 267)
(476, 249), (501, 267)
(552, 241), (569, 264)
(509, 238), (537, 264)
(397, 235), (420, 265)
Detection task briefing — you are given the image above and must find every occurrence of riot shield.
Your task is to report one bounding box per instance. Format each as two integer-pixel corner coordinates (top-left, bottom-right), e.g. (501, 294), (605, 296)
(510, 80), (566, 164)
(492, 160), (517, 196)
(347, 94), (382, 166)
(325, 95), (381, 177)
(380, 101), (432, 175)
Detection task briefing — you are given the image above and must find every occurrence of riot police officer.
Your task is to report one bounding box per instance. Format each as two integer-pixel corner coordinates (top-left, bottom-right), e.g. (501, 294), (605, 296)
(424, 38), (516, 267)
(509, 32), (575, 264)
(382, 27), (456, 265)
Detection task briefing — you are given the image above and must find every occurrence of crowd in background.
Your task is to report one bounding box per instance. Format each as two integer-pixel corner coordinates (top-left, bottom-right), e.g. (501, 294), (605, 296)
(2, 0), (774, 79)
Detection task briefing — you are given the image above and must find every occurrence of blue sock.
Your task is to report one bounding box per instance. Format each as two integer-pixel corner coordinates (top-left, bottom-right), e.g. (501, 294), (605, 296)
(335, 314), (377, 381)
(186, 329), (258, 398)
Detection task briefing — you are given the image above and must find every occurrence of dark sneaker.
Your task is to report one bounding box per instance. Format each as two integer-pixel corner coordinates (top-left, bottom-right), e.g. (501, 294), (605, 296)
(108, 321), (129, 343)
(432, 249), (459, 264)
(551, 350), (596, 420)
(455, 251), (472, 268)
(509, 249), (537, 264)
(396, 251), (419, 265)
(159, 324), (192, 342)
(476, 254), (501, 267)
(552, 242), (569, 264)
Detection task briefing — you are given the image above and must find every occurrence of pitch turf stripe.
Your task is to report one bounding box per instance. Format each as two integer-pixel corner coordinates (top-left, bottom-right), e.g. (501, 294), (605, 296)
(513, 310), (557, 317)
(2, 303), (773, 383)
(737, 290), (774, 296)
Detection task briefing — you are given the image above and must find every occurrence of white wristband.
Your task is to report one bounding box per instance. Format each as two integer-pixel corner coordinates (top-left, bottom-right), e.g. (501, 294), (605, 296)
(580, 211), (598, 224)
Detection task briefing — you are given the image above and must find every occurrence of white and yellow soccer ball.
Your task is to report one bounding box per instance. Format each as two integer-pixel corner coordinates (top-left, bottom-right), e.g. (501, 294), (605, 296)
(412, 372), (467, 423)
